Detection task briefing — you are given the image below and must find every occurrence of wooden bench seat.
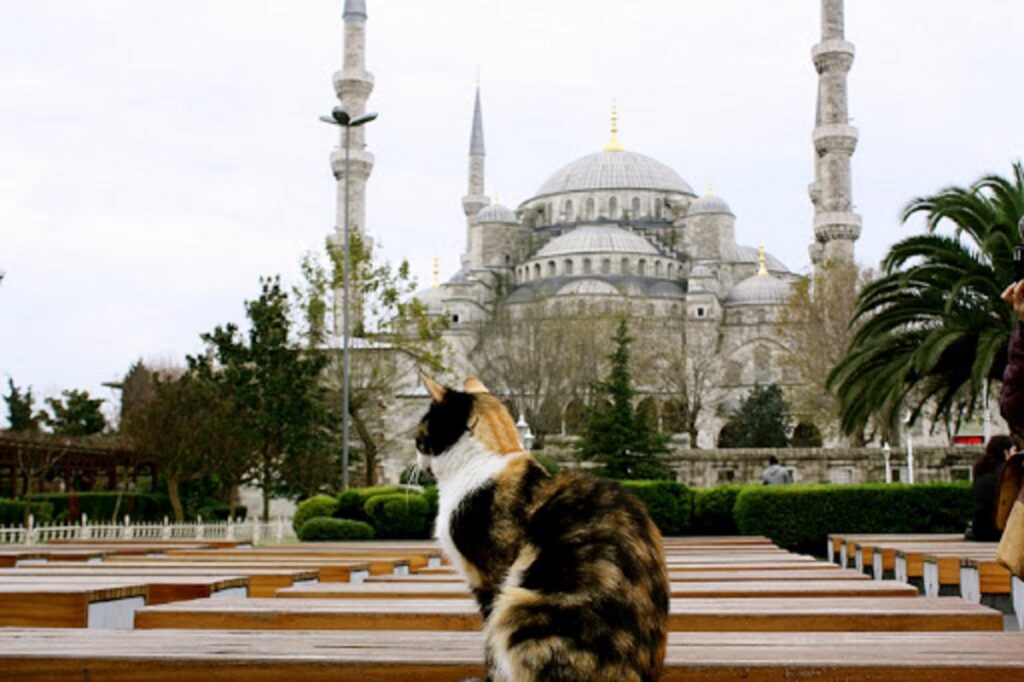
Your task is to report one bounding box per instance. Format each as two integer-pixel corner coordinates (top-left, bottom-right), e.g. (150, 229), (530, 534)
(922, 550), (997, 597)
(163, 548), (438, 571)
(133, 595), (1003, 632)
(275, 579), (917, 600)
(0, 573), (249, 604)
(3, 629), (1020, 680)
(367, 567), (871, 584)
(20, 562), (320, 597)
(101, 556), (373, 581)
(891, 543), (999, 586)
(828, 533), (964, 569)
(0, 549), (108, 567)
(0, 582), (148, 628)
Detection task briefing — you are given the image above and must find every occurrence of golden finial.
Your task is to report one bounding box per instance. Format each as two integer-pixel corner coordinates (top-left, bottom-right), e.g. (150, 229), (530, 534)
(757, 242), (769, 277)
(601, 100), (624, 153)
(432, 257), (440, 288)
(475, 64), (481, 87)
(706, 182), (714, 197)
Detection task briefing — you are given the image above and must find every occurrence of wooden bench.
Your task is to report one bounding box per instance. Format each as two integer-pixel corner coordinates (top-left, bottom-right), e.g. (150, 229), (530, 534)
(275, 579), (917, 600)
(102, 556), (374, 581)
(957, 557), (1022, 629)
(827, 533), (963, 569)
(22, 562), (321, 597)
(0, 549), (108, 567)
(367, 567), (871, 584)
(0, 582), (148, 628)
(922, 550), (997, 597)
(0, 572), (249, 604)
(4, 629), (1022, 680)
(133, 595), (1003, 632)
(163, 548), (438, 572)
(890, 543), (998, 588)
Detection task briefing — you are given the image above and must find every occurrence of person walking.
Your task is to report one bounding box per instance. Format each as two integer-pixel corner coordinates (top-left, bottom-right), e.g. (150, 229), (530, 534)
(761, 456), (793, 485)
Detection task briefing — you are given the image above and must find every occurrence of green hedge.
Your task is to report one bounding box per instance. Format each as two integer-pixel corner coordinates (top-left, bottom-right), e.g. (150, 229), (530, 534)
(691, 485), (753, 535)
(32, 492), (168, 523)
(335, 486), (414, 523)
(365, 493), (430, 539)
(292, 494), (339, 534)
(619, 480), (693, 536)
(0, 499), (54, 525)
(298, 517), (375, 541)
(734, 483), (971, 554)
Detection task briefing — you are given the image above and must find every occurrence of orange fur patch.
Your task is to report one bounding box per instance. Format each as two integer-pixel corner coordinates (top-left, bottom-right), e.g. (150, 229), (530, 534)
(470, 395), (523, 454)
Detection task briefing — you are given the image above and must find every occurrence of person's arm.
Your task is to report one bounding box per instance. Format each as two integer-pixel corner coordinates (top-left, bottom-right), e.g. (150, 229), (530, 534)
(1000, 282), (1024, 432)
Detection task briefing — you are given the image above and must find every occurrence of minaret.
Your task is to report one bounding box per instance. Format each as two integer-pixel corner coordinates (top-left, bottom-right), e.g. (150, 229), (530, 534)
(330, 0), (376, 333)
(808, 0), (861, 265)
(462, 85), (489, 269)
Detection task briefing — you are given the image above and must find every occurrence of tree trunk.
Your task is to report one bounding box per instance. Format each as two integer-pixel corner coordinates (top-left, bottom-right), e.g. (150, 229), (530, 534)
(352, 409), (378, 487)
(261, 445), (272, 523)
(166, 478), (184, 523)
(227, 483), (239, 521)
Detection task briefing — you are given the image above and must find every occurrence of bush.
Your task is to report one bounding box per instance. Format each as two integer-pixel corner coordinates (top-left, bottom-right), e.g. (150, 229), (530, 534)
(399, 464), (436, 486)
(0, 499), (54, 525)
(33, 492), (168, 523)
(422, 486), (439, 524)
(364, 493), (430, 539)
(533, 454), (561, 475)
(335, 485), (415, 523)
(733, 483), (972, 555)
(292, 494), (339, 534)
(691, 485), (752, 535)
(619, 480), (693, 536)
(298, 517), (375, 541)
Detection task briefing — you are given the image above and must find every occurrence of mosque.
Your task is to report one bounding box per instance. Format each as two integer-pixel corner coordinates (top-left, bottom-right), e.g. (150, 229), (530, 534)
(327, 1), (862, 466)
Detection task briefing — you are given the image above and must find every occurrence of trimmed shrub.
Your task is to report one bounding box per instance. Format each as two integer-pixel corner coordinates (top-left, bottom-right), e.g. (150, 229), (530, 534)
(364, 493), (430, 539)
(691, 485), (752, 535)
(298, 517), (375, 541)
(0, 499), (54, 525)
(533, 454), (561, 475)
(619, 480), (693, 536)
(734, 483), (972, 555)
(292, 494), (339, 534)
(33, 492), (168, 523)
(422, 486), (439, 524)
(335, 485), (415, 523)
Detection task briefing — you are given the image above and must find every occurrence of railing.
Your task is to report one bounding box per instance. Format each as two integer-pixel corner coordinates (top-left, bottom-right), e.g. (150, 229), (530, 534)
(0, 514), (296, 545)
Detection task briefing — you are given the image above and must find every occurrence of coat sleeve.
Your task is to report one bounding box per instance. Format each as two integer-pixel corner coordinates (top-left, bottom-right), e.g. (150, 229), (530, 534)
(1001, 322), (1024, 434)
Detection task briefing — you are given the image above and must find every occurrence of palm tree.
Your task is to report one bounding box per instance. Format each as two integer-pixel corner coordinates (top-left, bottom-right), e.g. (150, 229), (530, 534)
(828, 163), (1024, 439)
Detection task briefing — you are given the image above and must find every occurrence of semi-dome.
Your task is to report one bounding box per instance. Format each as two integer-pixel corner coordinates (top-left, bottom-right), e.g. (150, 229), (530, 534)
(534, 225), (661, 259)
(556, 279), (620, 297)
(476, 203), (518, 224)
(688, 193), (733, 216)
(410, 286), (446, 313)
(531, 150), (694, 200)
(725, 274), (791, 306)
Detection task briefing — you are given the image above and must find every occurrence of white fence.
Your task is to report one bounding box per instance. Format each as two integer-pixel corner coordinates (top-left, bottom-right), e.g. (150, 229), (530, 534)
(0, 514), (296, 545)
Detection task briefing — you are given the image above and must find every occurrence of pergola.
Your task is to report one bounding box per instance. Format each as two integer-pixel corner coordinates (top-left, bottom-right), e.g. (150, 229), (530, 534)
(0, 432), (149, 497)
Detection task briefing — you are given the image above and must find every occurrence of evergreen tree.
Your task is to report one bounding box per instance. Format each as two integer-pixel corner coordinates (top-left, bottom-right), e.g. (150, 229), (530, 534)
(718, 383), (791, 448)
(577, 319), (672, 480)
(43, 389), (106, 436)
(193, 276), (329, 521)
(3, 379), (42, 432)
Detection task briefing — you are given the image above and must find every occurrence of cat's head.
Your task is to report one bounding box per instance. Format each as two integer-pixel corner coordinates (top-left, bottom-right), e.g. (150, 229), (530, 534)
(415, 373), (524, 478)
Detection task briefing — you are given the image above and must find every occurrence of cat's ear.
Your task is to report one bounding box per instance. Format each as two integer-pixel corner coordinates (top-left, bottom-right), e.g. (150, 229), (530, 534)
(464, 376), (489, 394)
(419, 372), (446, 403)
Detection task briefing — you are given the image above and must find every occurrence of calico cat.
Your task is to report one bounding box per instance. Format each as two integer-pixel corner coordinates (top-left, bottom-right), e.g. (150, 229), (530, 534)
(415, 373), (669, 682)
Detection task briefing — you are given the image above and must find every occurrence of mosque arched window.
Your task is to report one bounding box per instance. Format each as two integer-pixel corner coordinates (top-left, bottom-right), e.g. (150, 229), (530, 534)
(638, 259), (647, 276)
(583, 258), (592, 275)
(601, 258), (611, 275)
(655, 261), (662, 277)
(534, 263), (541, 279)
(632, 197), (641, 217)
(548, 261), (557, 277)
(621, 258), (631, 275)
(564, 200), (574, 221)
(585, 198), (595, 220)
(547, 203), (553, 223)
(609, 197), (619, 219)
(667, 263), (674, 278)
(654, 198), (663, 220)
(564, 259), (574, 275)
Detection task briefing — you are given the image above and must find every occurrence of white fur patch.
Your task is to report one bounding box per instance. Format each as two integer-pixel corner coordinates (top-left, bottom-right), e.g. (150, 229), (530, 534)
(432, 433), (520, 583)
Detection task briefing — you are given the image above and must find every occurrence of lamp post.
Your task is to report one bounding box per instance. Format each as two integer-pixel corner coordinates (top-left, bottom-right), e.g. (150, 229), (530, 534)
(320, 105), (378, 491)
(881, 442), (892, 484)
(904, 413), (915, 485)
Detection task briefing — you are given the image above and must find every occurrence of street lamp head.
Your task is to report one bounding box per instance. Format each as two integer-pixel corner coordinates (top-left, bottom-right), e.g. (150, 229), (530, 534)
(319, 106), (351, 127)
(351, 112), (378, 127)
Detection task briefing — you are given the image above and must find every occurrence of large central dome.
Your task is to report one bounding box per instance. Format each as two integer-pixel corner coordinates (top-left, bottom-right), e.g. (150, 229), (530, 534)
(531, 150), (694, 200)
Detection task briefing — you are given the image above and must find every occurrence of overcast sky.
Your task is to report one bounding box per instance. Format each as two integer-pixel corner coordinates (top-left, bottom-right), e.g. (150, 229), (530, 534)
(2, 0), (1022, 426)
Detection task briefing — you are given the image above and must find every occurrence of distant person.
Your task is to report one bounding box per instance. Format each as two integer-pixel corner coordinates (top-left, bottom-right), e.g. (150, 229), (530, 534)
(966, 435), (1016, 541)
(762, 456), (793, 485)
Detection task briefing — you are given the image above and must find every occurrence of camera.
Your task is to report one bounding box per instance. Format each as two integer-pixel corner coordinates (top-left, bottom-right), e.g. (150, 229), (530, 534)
(1016, 217), (1024, 283)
